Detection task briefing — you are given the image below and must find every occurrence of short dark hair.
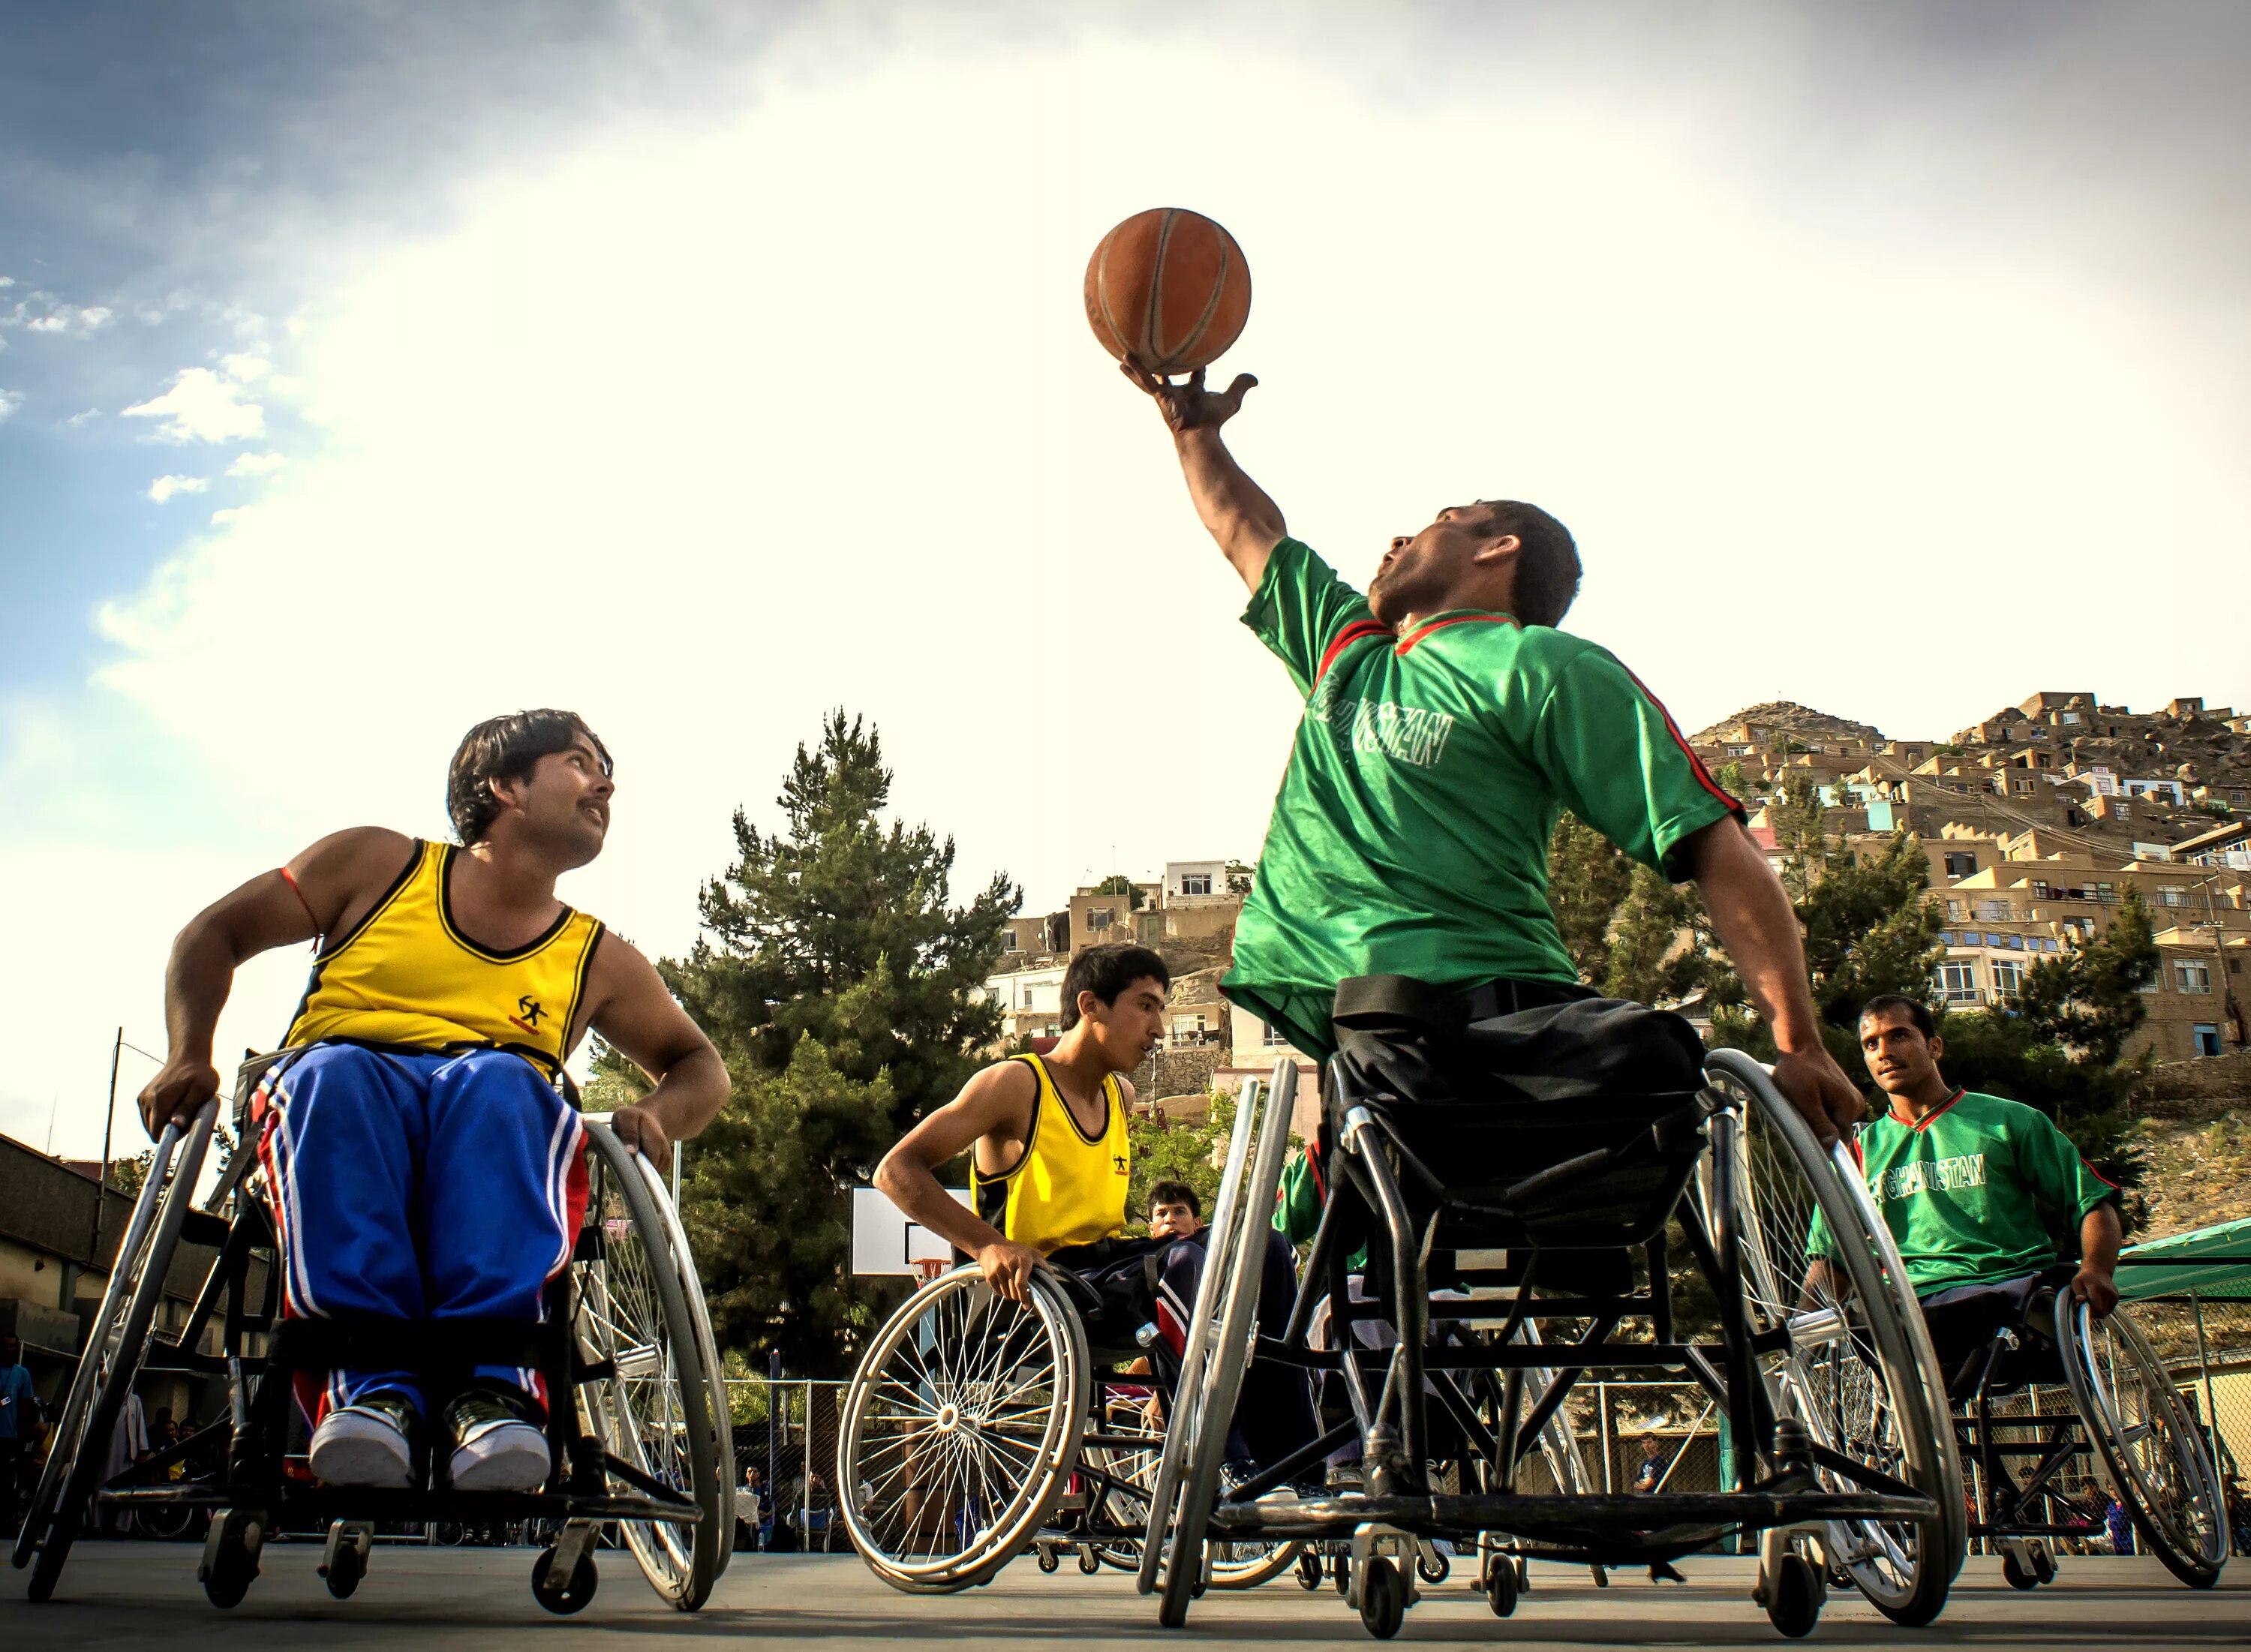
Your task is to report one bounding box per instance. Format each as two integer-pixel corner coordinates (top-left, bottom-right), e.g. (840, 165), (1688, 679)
(1859, 993), (1935, 1040)
(1484, 500), (1580, 627)
(446, 710), (612, 844)
(1148, 1179), (1200, 1218)
(1059, 942), (1170, 1031)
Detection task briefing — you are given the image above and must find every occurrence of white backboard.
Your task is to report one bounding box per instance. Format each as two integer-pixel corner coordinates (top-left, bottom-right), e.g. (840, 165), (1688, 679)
(851, 1185), (972, 1276)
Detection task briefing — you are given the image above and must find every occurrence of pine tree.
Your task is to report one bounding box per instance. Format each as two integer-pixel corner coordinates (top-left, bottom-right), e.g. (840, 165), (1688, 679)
(1545, 814), (1634, 985)
(597, 712), (1015, 1374)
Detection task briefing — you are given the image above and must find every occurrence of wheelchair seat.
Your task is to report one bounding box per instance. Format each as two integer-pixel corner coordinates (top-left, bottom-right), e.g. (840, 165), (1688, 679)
(1919, 1271), (2073, 1399)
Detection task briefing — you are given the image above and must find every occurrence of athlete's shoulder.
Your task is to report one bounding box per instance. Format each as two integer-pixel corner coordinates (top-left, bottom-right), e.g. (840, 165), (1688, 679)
(1955, 1090), (2059, 1136)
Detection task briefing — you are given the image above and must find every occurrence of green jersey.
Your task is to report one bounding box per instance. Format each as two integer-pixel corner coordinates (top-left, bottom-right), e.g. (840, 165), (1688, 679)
(1823, 1089), (2119, 1296)
(1223, 539), (1743, 1059)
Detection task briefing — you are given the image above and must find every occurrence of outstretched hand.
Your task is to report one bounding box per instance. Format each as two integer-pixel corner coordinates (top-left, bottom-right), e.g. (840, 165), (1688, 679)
(1120, 362), (1257, 434)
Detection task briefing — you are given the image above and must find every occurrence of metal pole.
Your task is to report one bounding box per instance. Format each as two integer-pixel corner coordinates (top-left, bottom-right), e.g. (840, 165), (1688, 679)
(92, 1027), (123, 1264)
(2191, 1292), (2224, 1488)
(767, 1349), (780, 1545)
(1597, 1382), (1612, 1494)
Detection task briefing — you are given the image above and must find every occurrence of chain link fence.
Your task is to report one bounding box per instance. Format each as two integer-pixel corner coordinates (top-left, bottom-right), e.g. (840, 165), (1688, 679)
(725, 1377), (854, 1553)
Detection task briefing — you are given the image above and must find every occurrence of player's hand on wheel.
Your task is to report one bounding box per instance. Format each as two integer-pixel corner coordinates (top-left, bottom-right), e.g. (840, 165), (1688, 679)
(1769, 1045), (1865, 1149)
(1120, 362), (1256, 433)
(2070, 1266), (2120, 1320)
(137, 1056), (221, 1138)
(975, 1239), (1044, 1307)
(610, 1101), (673, 1175)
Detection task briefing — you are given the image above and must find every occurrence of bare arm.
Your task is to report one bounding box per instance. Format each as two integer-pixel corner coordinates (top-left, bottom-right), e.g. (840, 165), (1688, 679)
(874, 1062), (1043, 1303)
(583, 937), (730, 1175)
(2073, 1202), (2123, 1317)
(1686, 818), (1865, 1146)
(1119, 362), (1285, 589)
(137, 827), (414, 1137)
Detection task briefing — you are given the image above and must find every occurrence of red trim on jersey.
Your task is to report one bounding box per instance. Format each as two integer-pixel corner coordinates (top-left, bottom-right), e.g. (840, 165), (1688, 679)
(1393, 611), (1519, 656)
(1889, 1087), (1966, 1133)
(2079, 1155), (2122, 1191)
(279, 865), (322, 930)
(1618, 665), (1745, 816)
(1315, 620), (1390, 686)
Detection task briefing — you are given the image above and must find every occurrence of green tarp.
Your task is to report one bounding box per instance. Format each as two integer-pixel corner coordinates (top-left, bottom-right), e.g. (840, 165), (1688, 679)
(2117, 1216), (2251, 1300)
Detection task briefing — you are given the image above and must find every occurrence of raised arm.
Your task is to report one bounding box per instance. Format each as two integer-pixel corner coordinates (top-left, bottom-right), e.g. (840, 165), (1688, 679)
(1121, 362), (1286, 589)
(1686, 817), (1865, 1146)
(874, 1061), (1044, 1303)
(582, 936), (730, 1175)
(137, 825), (415, 1137)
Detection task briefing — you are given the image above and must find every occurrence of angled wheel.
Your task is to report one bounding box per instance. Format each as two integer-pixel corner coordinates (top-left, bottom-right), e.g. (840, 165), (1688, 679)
(2058, 1296), (2226, 1589)
(19, 1104), (216, 1602)
(836, 1264), (1089, 1592)
(1706, 1050), (1961, 1628)
(574, 1120), (731, 1611)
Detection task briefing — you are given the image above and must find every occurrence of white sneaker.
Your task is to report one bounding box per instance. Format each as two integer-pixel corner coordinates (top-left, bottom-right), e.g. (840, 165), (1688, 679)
(445, 1390), (550, 1492)
(309, 1392), (416, 1488)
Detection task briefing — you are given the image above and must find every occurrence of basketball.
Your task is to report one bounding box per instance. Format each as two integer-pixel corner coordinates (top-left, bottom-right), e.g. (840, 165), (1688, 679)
(1083, 208), (1252, 376)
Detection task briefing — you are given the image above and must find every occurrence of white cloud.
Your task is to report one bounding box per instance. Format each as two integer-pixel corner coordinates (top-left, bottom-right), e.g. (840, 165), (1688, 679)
(146, 474), (209, 503)
(64, 408), (100, 426)
(121, 366), (266, 443)
(0, 388), (22, 420)
(221, 352), (269, 382)
(226, 449), (289, 476)
(26, 303), (116, 337)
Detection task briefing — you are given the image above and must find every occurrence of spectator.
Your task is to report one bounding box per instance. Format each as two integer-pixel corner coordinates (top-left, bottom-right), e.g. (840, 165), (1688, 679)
(1, 1334), (43, 1536)
(738, 1463), (768, 1551)
(2105, 1493), (2136, 1557)
(1631, 1434), (1688, 1584)
(101, 1386), (149, 1536)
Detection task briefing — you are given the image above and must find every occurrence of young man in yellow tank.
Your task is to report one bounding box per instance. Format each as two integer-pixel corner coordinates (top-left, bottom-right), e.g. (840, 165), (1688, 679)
(877, 942), (1317, 1473)
(135, 710), (729, 1494)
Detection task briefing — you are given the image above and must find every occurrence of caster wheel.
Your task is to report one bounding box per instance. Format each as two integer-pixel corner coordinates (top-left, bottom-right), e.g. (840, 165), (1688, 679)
(1037, 1547), (1060, 1575)
(1077, 1546), (1100, 1575)
(1298, 1549), (1323, 1590)
(1359, 1554), (1405, 1640)
(1764, 1553), (1821, 1640)
(2001, 1550), (2038, 1590)
(531, 1547), (598, 1615)
(1333, 1550), (1351, 1595)
(199, 1512), (264, 1610)
(1417, 1547), (1451, 1585)
(1486, 1557), (1519, 1617)
(1589, 1562), (1608, 1588)
(322, 1542), (365, 1600)
(2030, 1542), (2057, 1586)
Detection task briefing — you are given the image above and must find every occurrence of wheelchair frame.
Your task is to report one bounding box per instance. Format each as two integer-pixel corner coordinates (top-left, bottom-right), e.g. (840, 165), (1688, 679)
(1947, 1275), (2228, 1591)
(1144, 1050), (1964, 1641)
(13, 1050), (734, 1615)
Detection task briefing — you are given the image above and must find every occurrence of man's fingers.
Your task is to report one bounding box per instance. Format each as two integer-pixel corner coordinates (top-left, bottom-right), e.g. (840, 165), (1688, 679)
(1224, 372), (1258, 405)
(1189, 366), (1207, 392)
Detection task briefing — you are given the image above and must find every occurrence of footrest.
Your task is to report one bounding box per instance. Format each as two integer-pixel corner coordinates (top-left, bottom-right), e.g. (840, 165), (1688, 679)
(1205, 1488), (1938, 1543)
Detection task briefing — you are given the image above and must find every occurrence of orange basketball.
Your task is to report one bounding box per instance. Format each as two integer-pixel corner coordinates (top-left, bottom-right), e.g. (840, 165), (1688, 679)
(1083, 208), (1252, 375)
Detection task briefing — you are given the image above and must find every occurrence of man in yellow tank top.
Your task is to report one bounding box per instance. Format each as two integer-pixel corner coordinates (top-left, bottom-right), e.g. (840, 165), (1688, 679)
(135, 710), (730, 1494)
(878, 942), (1317, 1476)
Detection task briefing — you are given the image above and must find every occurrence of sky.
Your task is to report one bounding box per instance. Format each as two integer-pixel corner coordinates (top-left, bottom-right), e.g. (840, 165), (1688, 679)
(3, 1), (2248, 1157)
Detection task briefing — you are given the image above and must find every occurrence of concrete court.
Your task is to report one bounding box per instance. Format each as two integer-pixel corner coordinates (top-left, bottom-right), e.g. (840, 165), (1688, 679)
(5, 1545), (2246, 1649)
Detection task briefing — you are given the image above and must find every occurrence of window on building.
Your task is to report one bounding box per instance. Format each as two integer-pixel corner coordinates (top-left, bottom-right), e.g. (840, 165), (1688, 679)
(1001, 930), (1020, 951)
(1946, 899), (1965, 920)
(1974, 900), (2012, 921)
(1086, 908), (1113, 933)
(2160, 888), (2184, 906)
(1940, 960), (1979, 1005)
(2193, 1025), (2222, 1058)
(1179, 873), (1213, 897)
(1991, 958), (2025, 997)
(2176, 962), (2212, 995)
(1943, 852), (1978, 878)
(2031, 881), (2051, 900)
(1261, 1022), (1290, 1048)
(2096, 882), (2117, 904)
(2062, 711), (2080, 725)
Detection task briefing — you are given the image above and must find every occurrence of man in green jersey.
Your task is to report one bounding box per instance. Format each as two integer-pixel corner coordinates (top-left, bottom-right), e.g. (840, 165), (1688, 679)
(1122, 363), (1864, 1144)
(1850, 994), (2120, 1317)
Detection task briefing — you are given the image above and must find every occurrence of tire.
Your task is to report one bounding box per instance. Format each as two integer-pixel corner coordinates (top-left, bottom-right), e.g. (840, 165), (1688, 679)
(2057, 1296), (2227, 1590)
(1297, 1549), (1322, 1590)
(1706, 1051), (1960, 1628)
(1037, 1546), (1060, 1574)
(835, 1265), (1088, 1593)
(323, 1541), (365, 1600)
(1764, 1552), (1822, 1638)
(2001, 1550), (2037, 1591)
(1359, 1554), (1405, 1639)
(1416, 1545), (1450, 1585)
(1486, 1555), (1518, 1617)
(574, 1122), (730, 1611)
(22, 1106), (216, 1602)
(531, 1545), (599, 1614)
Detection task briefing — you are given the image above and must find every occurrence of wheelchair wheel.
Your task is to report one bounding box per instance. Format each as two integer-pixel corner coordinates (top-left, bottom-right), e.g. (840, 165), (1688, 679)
(2057, 1295), (2227, 1589)
(1706, 1051), (1961, 1628)
(18, 1104), (217, 1602)
(835, 1265), (1089, 1592)
(573, 1121), (732, 1611)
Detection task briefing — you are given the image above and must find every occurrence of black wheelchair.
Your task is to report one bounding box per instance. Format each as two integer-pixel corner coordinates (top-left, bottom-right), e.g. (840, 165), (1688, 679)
(1138, 981), (1966, 1640)
(833, 1230), (1301, 1593)
(1928, 1268), (2227, 1590)
(13, 1049), (734, 1614)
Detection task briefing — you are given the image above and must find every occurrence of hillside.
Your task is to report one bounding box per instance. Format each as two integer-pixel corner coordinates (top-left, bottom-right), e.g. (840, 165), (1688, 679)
(1687, 700), (1884, 746)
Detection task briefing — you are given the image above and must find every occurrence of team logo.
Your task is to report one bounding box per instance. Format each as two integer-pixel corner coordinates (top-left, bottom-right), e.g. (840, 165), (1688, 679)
(1113, 1154), (1129, 1176)
(509, 995), (547, 1037)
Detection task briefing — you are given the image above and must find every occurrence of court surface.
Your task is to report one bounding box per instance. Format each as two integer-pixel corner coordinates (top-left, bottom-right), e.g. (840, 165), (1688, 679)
(6, 1545), (2245, 1647)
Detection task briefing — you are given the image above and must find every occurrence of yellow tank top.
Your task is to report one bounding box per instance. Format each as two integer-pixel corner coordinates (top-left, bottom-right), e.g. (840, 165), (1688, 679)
(283, 840), (605, 1078)
(972, 1054), (1130, 1253)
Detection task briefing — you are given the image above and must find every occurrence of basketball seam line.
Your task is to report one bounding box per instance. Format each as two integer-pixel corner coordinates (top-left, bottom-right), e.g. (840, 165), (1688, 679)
(1144, 209), (1174, 367)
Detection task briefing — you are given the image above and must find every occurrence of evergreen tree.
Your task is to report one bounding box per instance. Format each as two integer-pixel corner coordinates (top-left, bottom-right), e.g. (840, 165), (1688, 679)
(1124, 1089), (1236, 1228)
(600, 712), (1015, 1375)
(1545, 814), (1634, 985)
